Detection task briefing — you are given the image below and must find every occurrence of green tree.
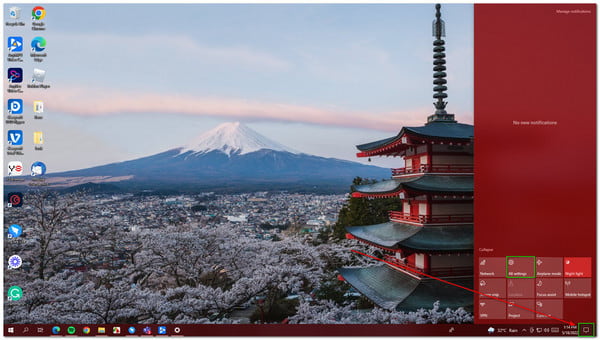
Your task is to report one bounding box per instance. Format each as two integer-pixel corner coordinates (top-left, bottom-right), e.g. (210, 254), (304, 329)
(332, 177), (399, 240)
(313, 278), (349, 304)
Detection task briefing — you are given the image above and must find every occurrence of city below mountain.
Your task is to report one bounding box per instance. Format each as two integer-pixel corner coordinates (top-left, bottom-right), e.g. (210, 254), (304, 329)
(23, 122), (389, 193)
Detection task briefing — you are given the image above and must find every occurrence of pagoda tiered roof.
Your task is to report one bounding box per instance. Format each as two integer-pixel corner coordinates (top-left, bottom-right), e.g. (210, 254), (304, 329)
(346, 222), (473, 252)
(352, 174), (473, 198)
(338, 265), (473, 311)
(356, 123), (473, 158)
(338, 4), (474, 312)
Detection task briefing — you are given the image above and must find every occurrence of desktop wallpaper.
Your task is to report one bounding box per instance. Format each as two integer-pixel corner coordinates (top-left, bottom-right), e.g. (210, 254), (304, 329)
(4, 4), (475, 326)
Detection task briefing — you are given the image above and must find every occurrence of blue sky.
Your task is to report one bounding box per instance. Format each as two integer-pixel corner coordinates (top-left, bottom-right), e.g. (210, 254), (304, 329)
(5, 4), (473, 171)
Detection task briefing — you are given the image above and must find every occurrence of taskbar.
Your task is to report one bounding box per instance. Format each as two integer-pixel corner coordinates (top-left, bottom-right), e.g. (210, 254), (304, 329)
(3, 323), (593, 337)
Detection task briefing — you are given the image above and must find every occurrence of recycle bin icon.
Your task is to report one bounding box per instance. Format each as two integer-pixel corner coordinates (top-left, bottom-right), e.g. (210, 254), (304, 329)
(9, 7), (21, 19)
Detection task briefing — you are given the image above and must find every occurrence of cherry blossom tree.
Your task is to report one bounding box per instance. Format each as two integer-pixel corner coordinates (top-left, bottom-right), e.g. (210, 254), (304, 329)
(4, 191), (472, 324)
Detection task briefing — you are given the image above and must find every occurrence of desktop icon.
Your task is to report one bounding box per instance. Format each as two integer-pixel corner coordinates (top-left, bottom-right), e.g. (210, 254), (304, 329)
(8, 7), (21, 19)
(51, 326), (61, 335)
(143, 326), (152, 335)
(8, 255), (22, 269)
(8, 161), (23, 176)
(32, 6), (45, 20)
(33, 100), (44, 113)
(83, 327), (91, 335)
(8, 36), (23, 52)
(7, 68), (23, 83)
(8, 130), (23, 145)
(32, 68), (46, 83)
(8, 224), (23, 238)
(158, 326), (167, 335)
(33, 131), (44, 144)
(7, 192), (23, 207)
(67, 326), (76, 335)
(31, 37), (46, 52)
(113, 327), (121, 334)
(128, 327), (136, 334)
(7, 286), (22, 301)
(97, 327), (105, 334)
(31, 161), (47, 176)
(8, 99), (23, 114)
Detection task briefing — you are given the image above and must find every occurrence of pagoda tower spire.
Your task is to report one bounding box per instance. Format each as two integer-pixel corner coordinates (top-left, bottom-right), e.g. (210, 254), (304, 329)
(427, 4), (456, 124)
(339, 3), (474, 312)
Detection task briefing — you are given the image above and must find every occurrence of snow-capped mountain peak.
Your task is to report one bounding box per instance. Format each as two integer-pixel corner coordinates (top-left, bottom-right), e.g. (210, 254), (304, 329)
(179, 122), (298, 156)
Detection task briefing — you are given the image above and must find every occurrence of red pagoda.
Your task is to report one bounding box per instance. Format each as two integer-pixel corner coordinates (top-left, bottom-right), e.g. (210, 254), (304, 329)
(339, 4), (474, 311)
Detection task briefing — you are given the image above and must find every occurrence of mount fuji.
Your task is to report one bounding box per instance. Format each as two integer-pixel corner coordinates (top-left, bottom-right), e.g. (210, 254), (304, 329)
(46, 122), (390, 193)
(179, 121), (298, 156)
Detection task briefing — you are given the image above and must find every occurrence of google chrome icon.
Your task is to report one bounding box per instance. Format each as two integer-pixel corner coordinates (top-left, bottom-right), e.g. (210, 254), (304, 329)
(32, 6), (45, 20)
(83, 327), (91, 335)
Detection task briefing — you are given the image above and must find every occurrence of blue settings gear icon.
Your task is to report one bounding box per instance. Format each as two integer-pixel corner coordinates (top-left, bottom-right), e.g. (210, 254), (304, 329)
(8, 255), (22, 269)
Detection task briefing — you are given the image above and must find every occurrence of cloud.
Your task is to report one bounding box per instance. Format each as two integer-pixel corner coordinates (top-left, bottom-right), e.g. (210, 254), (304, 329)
(51, 32), (291, 71)
(24, 86), (472, 132)
(294, 40), (394, 82)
